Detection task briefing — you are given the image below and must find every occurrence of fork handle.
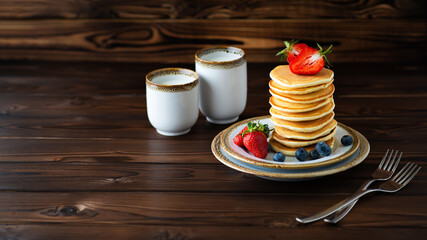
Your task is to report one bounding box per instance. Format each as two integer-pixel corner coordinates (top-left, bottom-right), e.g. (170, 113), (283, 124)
(324, 179), (376, 223)
(296, 188), (377, 224)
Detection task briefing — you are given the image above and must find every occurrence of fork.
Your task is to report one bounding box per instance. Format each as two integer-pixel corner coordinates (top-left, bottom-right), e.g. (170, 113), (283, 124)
(304, 162), (421, 222)
(296, 149), (402, 224)
(324, 149), (402, 223)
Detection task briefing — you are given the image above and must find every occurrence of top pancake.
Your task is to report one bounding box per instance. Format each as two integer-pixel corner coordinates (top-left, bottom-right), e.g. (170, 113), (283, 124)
(270, 65), (334, 89)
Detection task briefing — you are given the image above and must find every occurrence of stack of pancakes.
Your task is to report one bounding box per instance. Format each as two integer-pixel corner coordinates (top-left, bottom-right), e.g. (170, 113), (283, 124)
(268, 65), (337, 156)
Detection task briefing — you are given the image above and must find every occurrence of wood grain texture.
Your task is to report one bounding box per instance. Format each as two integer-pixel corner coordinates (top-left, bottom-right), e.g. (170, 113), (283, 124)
(0, 0), (425, 19)
(0, 61), (426, 239)
(0, 62), (425, 95)
(1, 225), (427, 240)
(0, 225), (426, 240)
(0, 19), (425, 63)
(0, 156), (424, 192)
(0, 192), (425, 226)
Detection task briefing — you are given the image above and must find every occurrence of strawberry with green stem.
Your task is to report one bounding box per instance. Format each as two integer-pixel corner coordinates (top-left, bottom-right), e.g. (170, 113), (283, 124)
(241, 122), (273, 159)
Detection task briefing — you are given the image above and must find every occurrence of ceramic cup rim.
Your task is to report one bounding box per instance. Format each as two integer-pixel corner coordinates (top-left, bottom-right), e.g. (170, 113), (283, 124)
(146, 68), (199, 92)
(195, 46), (246, 66)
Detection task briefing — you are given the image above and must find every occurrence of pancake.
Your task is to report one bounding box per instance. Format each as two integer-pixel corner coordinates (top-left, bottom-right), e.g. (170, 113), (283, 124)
(270, 100), (335, 121)
(270, 65), (334, 89)
(271, 112), (335, 132)
(272, 127), (337, 148)
(269, 79), (334, 95)
(269, 137), (335, 156)
(269, 96), (332, 113)
(269, 84), (334, 104)
(275, 119), (337, 140)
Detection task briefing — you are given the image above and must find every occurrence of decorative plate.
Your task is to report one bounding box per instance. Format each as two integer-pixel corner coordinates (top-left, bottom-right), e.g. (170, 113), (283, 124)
(212, 129), (370, 181)
(220, 116), (360, 169)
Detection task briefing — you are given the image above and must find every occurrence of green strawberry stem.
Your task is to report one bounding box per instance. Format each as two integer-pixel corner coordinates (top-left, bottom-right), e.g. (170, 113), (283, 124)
(276, 39), (299, 62)
(316, 43), (333, 67)
(241, 121), (273, 138)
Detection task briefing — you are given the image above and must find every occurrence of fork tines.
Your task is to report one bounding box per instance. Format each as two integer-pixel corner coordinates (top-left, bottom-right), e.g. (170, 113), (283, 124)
(393, 162), (422, 186)
(380, 149), (402, 172)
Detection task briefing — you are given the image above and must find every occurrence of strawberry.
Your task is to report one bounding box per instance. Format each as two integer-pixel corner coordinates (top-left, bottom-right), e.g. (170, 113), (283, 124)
(233, 126), (248, 147)
(289, 43), (333, 75)
(241, 122), (272, 159)
(233, 134), (244, 147)
(276, 40), (308, 63)
(243, 131), (268, 159)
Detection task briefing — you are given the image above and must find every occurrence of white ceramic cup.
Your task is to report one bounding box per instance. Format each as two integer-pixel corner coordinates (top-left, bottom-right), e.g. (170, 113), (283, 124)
(146, 68), (199, 136)
(195, 46), (247, 124)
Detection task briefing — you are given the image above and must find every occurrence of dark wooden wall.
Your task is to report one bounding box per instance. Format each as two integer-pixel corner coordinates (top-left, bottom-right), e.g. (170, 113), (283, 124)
(0, 0), (426, 63)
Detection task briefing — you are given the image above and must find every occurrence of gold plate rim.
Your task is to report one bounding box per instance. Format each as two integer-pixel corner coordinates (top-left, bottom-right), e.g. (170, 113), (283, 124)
(211, 129), (370, 179)
(220, 115), (360, 169)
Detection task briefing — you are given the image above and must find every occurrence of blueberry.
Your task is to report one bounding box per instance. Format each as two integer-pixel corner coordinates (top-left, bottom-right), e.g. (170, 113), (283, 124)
(316, 141), (332, 156)
(273, 152), (286, 162)
(341, 135), (353, 146)
(309, 150), (320, 160)
(295, 148), (308, 161)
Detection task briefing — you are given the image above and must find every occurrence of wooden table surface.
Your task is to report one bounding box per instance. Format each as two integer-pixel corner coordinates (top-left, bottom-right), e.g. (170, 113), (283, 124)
(0, 61), (425, 239)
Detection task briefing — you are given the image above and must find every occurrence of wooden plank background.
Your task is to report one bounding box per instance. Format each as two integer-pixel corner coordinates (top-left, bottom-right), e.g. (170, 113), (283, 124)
(0, 0), (426, 63)
(0, 61), (425, 239)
